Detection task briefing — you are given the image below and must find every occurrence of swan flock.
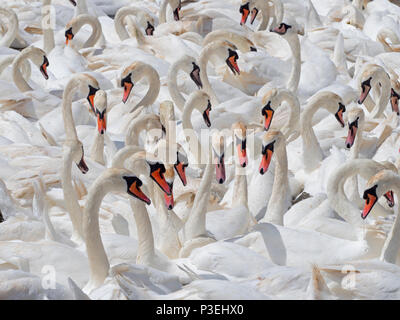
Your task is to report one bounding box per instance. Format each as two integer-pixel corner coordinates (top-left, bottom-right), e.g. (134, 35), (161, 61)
(1, 0), (400, 300)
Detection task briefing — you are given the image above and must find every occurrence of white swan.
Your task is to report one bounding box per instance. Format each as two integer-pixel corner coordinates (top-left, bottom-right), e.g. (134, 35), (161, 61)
(361, 170), (400, 264)
(159, 0), (182, 24)
(167, 54), (203, 112)
(357, 64), (391, 119)
(60, 73), (100, 242)
(114, 6), (156, 42)
(300, 91), (346, 172)
(65, 14), (103, 49)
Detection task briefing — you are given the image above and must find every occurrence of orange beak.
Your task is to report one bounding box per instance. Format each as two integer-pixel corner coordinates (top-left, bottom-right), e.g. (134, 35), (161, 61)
(122, 82), (133, 103)
(362, 185), (378, 219)
(362, 193), (377, 219)
(164, 191), (174, 210)
(88, 95), (95, 113)
(150, 168), (172, 195)
(335, 103), (346, 128)
(240, 8), (250, 25)
(259, 149), (273, 175)
(128, 180), (151, 205)
(384, 190), (395, 208)
(228, 55), (240, 75)
(345, 121), (358, 149)
(97, 114), (106, 134)
(263, 109), (274, 131)
(174, 162), (187, 186)
(66, 33), (73, 45)
(237, 141), (248, 167)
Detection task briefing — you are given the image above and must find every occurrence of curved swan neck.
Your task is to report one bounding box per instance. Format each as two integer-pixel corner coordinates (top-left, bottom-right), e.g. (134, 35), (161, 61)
(199, 42), (225, 105)
(380, 178), (400, 263)
(12, 47), (44, 92)
(167, 57), (192, 112)
(327, 159), (386, 226)
(276, 90), (300, 139)
(42, 0), (55, 53)
(300, 94), (340, 172)
(370, 71), (391, 119)
(182, 154), (213, 241)
(111, 145), (145, 168)
(132, 63), (160, 110)
(261, 139), (288, 225)
(71, 14), (102, 48)
(83, 171), (120, 289)
(159, 0), (169, 24)
(130, 198), (155, 264)
(125, 114), (161, 147)
(232, 165), (248, 207)
(0, 8), (18, 47)
(285, 32), (301, 93)
(61, 145), (84, 240)
(114, 7), (142, 41)
(203, 30), (253, 52)
(90, 133), (105, 165)
(182, 93), (206, 165)
(62, 77), (82, 141)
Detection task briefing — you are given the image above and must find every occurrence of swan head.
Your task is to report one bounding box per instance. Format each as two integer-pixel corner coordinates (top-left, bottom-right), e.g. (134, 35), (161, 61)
(170, 0), (182, 21)
(189, 61), (202, 89)
(145, 20), (155, 36)
(316, 92), (346, 128)
(143, 151), (173, 196)
(93, 90), (107, 135)
(357, 65), (388, 104)
(23, 47), (49, 80)
(362, 170), (397, 219)
(259, 130), (283, 175)
(212, 132), (226, 184)
(232, 122), (248, 167)
(155, 139), (189, 187)
(239, 2), (250, 25)
(261, 88), (279, 131)
(77, 74), (100, 113)
(65, 14), (98, 46)
(226, 47), (240, 75)
(64, 139), (88, 174)
(120, 172), (151, 205)
(390, 88), (400, 116)
(345, 107), (364, 149)
(335, 102), (346, 128)
(190, 91), (212, 127)
(175, 144), (189, 186)
(120, 62), (154, 104)
(271, 22), (292, 35)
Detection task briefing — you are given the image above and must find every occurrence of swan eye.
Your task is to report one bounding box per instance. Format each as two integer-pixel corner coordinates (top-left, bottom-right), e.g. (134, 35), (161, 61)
(250, 46), (257, 52)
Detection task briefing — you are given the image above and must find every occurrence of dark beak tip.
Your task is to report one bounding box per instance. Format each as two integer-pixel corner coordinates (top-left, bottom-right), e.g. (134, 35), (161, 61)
(357, 100), (362, 104)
